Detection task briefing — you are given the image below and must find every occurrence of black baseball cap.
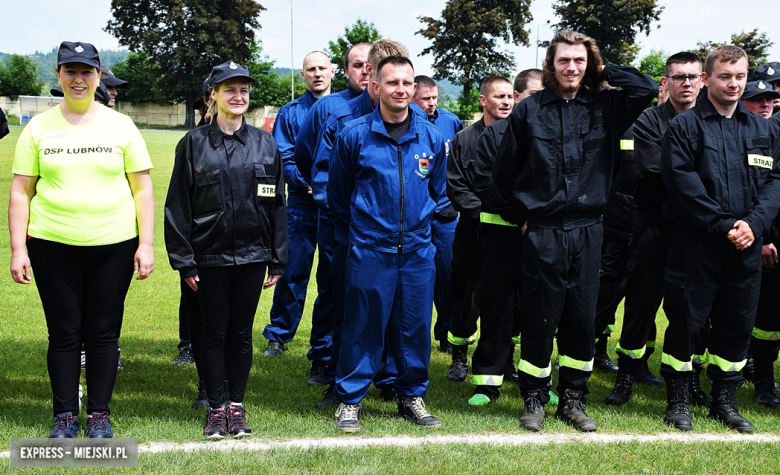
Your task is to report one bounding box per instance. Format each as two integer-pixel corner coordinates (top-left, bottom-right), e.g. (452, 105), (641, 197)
(752, 62), (780, 83)
(57, 41), (100, 69)
(742, 80), (780, 100)
(94, 82), (111, 106)
(208, 61), (255, 88)
(101, 69), (129, 88)
(50, 86), (64, 97)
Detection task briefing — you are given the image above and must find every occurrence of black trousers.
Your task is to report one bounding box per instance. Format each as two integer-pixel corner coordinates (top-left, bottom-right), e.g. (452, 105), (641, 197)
(593, 232), (630, 338)
(197, 263), (267, 407)
(178, 280), (192, 346)
(471, 224), (522, 396)
(518, 225), (602, 398)
(448, 217), (483, 343)
(616, 217), (668, 370)
(661, 237), (762, 384)
(752, 266), (780, 363)
(28, 237), (136, 416)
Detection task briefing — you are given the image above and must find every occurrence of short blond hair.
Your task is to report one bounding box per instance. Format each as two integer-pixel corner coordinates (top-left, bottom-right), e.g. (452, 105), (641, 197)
(705, 45), (747, 76)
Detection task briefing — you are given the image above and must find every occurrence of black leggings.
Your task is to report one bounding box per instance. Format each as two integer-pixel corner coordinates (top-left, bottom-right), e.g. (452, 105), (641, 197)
(27, 237), (136, 416)
(197, 263), (266, 407)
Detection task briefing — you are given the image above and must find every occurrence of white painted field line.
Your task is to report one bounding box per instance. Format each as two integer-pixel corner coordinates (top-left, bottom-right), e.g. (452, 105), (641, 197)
(3, 432), (779, 458)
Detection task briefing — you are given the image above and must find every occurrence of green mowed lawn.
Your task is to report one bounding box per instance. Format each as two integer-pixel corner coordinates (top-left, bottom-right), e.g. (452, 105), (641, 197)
(0, 127), (778, 473)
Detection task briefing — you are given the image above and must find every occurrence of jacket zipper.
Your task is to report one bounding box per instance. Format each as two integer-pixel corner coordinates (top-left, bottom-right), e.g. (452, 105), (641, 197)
(397, 143), (404, 250)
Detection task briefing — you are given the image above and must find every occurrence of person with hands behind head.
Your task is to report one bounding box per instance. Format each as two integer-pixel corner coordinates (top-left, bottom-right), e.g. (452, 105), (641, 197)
(164, 60), (287, 440)
(9, 41), (154, 439)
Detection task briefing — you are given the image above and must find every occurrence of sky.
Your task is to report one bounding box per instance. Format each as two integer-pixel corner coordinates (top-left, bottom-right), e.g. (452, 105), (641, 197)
(2, 0), (777, 81)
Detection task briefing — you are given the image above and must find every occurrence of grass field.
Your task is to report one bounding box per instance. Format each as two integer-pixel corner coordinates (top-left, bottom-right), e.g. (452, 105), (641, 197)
(1, 126), (779, 474)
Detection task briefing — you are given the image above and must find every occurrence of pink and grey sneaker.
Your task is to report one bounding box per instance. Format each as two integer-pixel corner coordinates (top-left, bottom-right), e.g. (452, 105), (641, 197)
(204, 406), (227, 440)
(226, 403), (252, 438)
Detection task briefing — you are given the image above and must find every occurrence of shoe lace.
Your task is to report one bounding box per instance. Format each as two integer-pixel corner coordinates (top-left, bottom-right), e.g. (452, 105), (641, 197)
(206, 408), (225, 430)
(408, 398), (433, 418)
(54, 414), (76, 432)
(564, 394), (588, 415)
(524, 396), (543, 414)
(339, 404), (360, 421)
(89, 412), (109, 433)
(615, 371), (633, 388)
(670, 387), (690, 414)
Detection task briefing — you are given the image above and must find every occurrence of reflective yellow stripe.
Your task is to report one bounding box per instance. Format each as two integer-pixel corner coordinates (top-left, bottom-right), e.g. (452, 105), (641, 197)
(607, 324), (616, 333)
(662, 352), (692, 372)
(692, 351), (708, 365)
(558, 354), (594, 372)
(472, 374), (503, 386)
(448, 332), (477, 346)
(511, 335), (520, 345)
(708, 353), (746, 373)
(479, 212), (517, 227)
(752, 327), (780, 341)
(616, 342), (646, 360)
(620, 139), (634, 150)
(518, 359), (551, 379)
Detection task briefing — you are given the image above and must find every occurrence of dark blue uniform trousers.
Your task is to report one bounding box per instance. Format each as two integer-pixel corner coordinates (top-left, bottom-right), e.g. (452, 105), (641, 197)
(661, 237), (762, 384)
(431, 215), (457, 342)
(263, 193), (334, 362)
(335, 245), (436, 404)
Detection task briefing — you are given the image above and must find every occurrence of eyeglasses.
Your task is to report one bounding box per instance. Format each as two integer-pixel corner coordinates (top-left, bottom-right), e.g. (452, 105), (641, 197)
(666, 74), (701, 85)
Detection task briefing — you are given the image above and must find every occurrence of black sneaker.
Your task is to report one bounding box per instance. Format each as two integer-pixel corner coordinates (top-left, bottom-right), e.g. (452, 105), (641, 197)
(192, 381), (208, 409)
(263, 341), (285, 358)
(594, 351), (619, 373)
(556, 389), (597, 432)
(447, 345), (468, 382)
(307, 360), (328, 386)
(335, 402), (362, 433)
(117, 347), (124, 371)
(398, 396), (442, 428)
(204, 406), (227, 440)
(315, 386), (338, 410)
(49, 412), (79, 438)
(173, 343), (195, 366)
(86, 412), (113, 438)
(519, 392), (545, 432)
(226, 403), (252, 438)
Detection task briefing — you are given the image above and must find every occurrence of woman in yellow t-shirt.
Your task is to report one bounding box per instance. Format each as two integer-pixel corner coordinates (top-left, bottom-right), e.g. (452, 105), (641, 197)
(8, 41), (155, 439)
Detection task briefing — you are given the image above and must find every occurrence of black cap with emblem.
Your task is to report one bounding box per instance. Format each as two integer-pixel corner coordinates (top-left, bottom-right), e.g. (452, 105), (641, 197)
(100, 69), (129, 88)
(208, 61), (255, 88)
(742, 80), (780, 101)
(57, 41), (100, 69)
(752, 62), (780, 84)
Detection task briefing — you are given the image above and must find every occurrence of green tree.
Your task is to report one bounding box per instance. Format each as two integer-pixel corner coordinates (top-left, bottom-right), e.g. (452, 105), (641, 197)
(417, 0), (533, 108)
(248, 41), (306, 110)
(105, 0), (265, 127)
(325, 19), (381, 93)
(637, 48), (666, 84)
(552, 0), (664, 65)
(0, 55), (44, 99)
(109, 51), (164, 104)
(694, 29), (773, 77)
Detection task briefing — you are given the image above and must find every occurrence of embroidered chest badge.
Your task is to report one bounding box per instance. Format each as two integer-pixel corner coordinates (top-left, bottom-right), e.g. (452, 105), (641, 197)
(415, 153), (429, 178)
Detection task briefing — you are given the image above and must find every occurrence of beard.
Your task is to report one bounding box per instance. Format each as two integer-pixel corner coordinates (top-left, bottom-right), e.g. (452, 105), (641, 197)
(555, 81), (581, 97)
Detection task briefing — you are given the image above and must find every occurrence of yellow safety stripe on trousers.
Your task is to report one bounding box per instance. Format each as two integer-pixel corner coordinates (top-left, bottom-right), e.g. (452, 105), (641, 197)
(607, 324), (616, 333)
(479, 212), (518, 227)
(708, 353), (747, 373)
(511, 334), (520, 345)
(752, 327), (780, 341)
(620, 139), (634, 150)
(662, 352), (692, 372)
(616, 342), (646, 360)
(692, 350), (708, 365)
(646, 340), (656, 348)
(558, 354), (594, 372)
(448, 332), (477, 346)
(472, 374), (504, 386)
(518, 359), (552, 379)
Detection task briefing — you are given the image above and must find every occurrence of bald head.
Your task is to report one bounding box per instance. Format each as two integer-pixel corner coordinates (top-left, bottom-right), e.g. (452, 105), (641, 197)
(301, 50), (334, 97)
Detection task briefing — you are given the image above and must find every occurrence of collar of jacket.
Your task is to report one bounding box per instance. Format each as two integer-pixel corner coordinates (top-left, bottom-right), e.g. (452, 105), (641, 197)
(369, 104), (424, 144)
(698, 94), (749, 119)
(540, 86), (595, 106)
(209, 114), (248, 146)
(301, 87), (336, 108)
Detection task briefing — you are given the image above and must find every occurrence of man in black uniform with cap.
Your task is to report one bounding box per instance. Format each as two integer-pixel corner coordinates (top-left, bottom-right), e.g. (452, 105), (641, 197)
(752, 62), (780, 116)
(493, 29), (657, 432)
(660, 45), (780, 433)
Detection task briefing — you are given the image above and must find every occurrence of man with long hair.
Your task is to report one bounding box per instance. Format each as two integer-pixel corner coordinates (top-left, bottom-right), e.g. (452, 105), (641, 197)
(493, 30), (657, 432)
